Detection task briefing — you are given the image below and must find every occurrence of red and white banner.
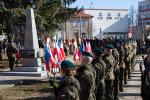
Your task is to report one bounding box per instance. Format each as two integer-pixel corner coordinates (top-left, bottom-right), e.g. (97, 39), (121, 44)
(128, 26), (133, 38)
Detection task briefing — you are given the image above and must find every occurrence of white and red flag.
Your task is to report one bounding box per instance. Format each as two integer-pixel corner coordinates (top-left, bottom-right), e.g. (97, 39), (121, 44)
(73, 39), (80, 61)
(86, 41), (92, 53)
(59, 40), (65, 60)
(128, 26), (133, 38)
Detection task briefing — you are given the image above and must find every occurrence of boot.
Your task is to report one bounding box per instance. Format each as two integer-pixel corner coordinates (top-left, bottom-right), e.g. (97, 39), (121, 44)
(114, 94), (120, 100)
(119, 86), (124, 92)
(124, 81), (127, 84)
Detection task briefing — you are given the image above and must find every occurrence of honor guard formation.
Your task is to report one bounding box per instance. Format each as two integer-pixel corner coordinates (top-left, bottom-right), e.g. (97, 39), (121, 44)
(47, 36), (150, 100)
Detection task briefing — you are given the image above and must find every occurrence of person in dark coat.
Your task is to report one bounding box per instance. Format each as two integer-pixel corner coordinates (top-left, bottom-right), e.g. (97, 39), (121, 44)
(6, 39), (18, 70)
(92, 48), (106, 100)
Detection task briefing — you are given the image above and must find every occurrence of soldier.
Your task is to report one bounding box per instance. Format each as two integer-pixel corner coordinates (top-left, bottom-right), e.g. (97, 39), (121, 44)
(117, 41), (125, 92)
(112, 43), (120, 100)
(6, 39), (18, 71)
(123, 41), (132, 84)
(92, 48), (106, 100)
(102, 44), (115, 100)
(141, 47), (150, 99)
(57, 60), (80, 100)
(76, 51), (96, 100)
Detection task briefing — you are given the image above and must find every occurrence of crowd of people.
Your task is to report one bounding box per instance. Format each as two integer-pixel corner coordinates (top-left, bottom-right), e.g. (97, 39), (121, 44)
(49, 37), (138, 100)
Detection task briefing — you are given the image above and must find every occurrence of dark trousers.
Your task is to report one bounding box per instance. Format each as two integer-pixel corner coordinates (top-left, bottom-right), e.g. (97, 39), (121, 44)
(119, 67), (124, 90)
(96, 80), (105, 100)
(8, 57), (15, 70)
(105, 80), (114, 100)
(124, 62), (131, 81)
(114, 69), (119, 98)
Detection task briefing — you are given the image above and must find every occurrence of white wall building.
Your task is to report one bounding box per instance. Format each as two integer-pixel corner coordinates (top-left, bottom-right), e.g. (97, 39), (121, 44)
(84, 9), (129, 39)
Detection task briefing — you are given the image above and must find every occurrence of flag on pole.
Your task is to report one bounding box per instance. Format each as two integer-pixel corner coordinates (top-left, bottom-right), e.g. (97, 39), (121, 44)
(53, 41), (64, 73)
(86, 41), (92, 53)
(59, 40), (65, 60)
(73, 39), (80, 61)
(79, 42), (85, 53)
(44, 42), (52, 72)
(128, 26), (133, 38)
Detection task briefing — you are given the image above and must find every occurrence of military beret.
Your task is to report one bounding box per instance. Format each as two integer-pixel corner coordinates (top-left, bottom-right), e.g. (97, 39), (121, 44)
(105, 44), (114, 49)
(93, 48), (103, 55)
(82, 51), (93, 58)
(61, 60), (75, 70)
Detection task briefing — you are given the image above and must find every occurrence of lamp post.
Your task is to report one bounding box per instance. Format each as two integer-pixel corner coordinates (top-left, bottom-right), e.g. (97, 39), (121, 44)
(88, 2), (93, 38)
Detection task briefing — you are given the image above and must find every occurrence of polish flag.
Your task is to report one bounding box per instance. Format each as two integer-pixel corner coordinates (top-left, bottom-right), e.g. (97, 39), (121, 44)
(128, 26), (133, 38)
(53, 41), (63, 73)
(59, 41), (65, 60)
(54, 41), (63, 62)
(86, 41), (92, 53)
(44, 38), (55, 72)
(73, 40), (80, 61)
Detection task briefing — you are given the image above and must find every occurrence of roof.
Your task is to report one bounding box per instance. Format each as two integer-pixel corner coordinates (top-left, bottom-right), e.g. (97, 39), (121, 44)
(84, 8), (128, 11)
(72, 12), (93, 18)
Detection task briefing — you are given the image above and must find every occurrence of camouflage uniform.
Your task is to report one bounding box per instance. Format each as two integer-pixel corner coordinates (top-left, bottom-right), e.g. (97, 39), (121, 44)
(103, 52), (115, 100)
(92, 57), (106, 100)
(112, 48), (120, 100)
(123, 42), (132, 83)
(131, 40), (137, 71)
(117, 44), (125, 92)
(57, 60), (80, 100)
(76, 63), (96, 100)
(57, 76), (80, 100)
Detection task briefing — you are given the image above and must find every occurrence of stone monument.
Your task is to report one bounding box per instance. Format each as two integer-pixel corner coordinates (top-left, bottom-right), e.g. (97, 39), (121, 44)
(14, 8), (46, 76)
(22, 8), (42, 67)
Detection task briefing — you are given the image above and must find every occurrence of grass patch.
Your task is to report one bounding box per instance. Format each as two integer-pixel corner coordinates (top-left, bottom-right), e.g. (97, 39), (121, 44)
(0, 81), (56, 100)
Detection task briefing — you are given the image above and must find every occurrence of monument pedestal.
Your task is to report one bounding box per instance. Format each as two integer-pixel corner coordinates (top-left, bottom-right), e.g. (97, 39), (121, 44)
(11, 8), (46, 77)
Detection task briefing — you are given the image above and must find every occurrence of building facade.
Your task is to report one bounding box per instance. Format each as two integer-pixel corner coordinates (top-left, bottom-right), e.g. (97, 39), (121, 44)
(84, 9), (129, 39)
(62, 13), (93, 40)
(138, 0), (150, 25)
(133, 0), (150, 40)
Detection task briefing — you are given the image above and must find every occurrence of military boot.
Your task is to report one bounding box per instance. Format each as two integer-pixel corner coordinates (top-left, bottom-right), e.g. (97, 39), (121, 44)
(114, 95), (120, 100)
(119, 86), (124, 92)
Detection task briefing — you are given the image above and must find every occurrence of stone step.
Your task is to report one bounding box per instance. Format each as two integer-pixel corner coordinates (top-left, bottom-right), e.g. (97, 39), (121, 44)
(12, 66), (45, 72)
(128, 79), (141, 81)
(0, 71), (47, 77)
(131, 72), (142, 74)
(119, 93), (141, 96)
(123, 84), (141, 87)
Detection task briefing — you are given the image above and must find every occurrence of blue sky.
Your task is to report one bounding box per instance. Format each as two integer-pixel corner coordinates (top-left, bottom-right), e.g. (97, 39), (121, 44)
(71, 0), (143, 9)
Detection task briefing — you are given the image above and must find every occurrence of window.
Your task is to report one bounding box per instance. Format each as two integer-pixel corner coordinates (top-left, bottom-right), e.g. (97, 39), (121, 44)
(117, 13), (121, 17)
(107, 13), (111, 17)
(107, 17), (112, 20)
(97, 17), (103, 20)
(71, 20), (78, 27)
(115, 17), (120, 20)
(146, 4), (149, 9)
(99, 13), (102, 17)
(139, 6), (142, 11)
(81, 20), (86, 27)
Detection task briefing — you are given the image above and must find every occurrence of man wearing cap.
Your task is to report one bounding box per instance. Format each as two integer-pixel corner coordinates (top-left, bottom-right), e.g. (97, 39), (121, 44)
(123, 41), (132, 84)
(57, 60), (80, 100)
(92, 48), (106, 100)
(76, 51), (96, 100)
(117, 42), (125, 92)
(102, 44), (115, 100)
(112, 43), (120, 100)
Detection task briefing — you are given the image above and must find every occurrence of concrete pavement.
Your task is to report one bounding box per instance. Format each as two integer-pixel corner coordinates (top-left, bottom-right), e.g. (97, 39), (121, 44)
(119, 57), (143, 100)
